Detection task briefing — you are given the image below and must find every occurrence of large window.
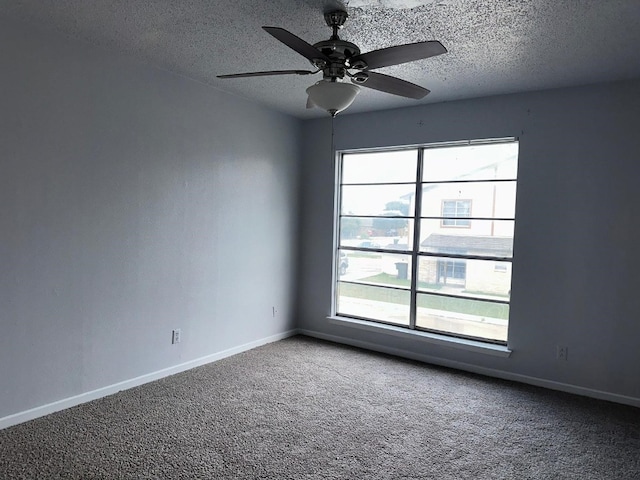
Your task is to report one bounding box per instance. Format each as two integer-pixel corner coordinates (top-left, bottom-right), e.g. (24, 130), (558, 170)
(334, 139), (518, 344)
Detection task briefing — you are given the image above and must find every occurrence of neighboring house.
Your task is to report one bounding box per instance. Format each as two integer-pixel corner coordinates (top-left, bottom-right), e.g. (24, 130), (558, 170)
(420, 234), (512, 296)
(399, 150), (517, 298)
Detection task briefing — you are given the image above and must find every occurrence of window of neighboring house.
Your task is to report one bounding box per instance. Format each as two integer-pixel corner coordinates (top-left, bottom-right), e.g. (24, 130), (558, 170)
(438, 258), (467, 283)
(441, 199), (471, 227)
(334, 139), (518, 345)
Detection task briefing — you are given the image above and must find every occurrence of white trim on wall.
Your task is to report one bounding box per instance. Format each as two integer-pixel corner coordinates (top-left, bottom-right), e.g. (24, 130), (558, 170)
(5, 327), (637, 431)
(298, 329), (640, 408)
(0, 330), (298, 431)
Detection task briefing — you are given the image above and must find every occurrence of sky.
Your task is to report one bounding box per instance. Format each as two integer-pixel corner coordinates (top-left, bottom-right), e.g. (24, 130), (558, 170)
(340, 142), (518, 215)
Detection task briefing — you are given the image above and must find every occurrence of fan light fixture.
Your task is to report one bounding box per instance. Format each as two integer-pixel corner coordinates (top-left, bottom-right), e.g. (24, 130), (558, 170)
(306, 80), (360, 116)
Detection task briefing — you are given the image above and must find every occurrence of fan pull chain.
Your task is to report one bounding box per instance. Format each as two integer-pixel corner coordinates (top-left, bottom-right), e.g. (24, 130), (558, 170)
(331, 114), (335, 170)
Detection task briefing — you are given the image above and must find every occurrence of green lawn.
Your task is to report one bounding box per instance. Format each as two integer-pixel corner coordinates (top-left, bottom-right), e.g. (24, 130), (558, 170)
(345, 252), (382, 259)
(359, 272), (441, 290)
(340, 273), (509, 319)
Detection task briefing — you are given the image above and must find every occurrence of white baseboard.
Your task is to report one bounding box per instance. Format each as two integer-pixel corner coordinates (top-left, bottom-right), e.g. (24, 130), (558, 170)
(0, 329), (299, 431)
(298, 329), (640, 409)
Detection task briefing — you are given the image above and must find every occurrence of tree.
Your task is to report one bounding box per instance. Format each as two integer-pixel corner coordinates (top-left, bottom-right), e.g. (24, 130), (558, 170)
(372, 201), (410, 234)
(341, 216), (362, 239)
(383, 201), (410, 216)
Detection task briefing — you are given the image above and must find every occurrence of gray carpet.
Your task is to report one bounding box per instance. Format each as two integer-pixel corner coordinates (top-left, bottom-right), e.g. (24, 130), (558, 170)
(1, 335), (639, 479)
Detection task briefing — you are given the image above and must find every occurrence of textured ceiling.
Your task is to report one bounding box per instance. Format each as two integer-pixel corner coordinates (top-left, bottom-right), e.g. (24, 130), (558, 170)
(2, 0), (639, 118)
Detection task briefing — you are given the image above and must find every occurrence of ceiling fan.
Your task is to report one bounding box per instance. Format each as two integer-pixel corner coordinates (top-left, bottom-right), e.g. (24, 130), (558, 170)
(217, 10), (447, 116)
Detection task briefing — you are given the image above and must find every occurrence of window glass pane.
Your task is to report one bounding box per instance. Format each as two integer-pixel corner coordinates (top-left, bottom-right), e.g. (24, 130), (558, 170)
(339, 218), (414, 249)
(420, 181), (517, 219)
(419, 219), (514, 258)
(337, 283), (410, 326)
(341, 184), (415, 216)
(416, 293), (508, 342)
(442, 199), (471, 217)
(441, 200), (471, 226)
(423, 143), (518, 182)
(417, 256), (512, 300)
(338, 251), (412, 286)
(342, 150), (418, 184)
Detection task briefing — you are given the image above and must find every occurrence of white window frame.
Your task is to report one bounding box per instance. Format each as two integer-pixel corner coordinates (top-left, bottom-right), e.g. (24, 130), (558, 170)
(332, 138), (518, 347)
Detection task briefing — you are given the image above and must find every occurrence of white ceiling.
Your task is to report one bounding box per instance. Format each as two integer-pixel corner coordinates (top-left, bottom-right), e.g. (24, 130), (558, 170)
(2, 0), (639, 119)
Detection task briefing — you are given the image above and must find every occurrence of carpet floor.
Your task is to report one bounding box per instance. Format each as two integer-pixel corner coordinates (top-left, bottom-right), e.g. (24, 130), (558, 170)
(1, 335), (639, 479)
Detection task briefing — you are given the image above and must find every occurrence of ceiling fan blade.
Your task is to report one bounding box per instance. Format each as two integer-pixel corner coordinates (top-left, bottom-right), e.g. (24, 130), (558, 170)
(263, 27), (331, 64)
(351, 40), (447, 70)
(217, 70), (315, 79)
(354, 71), (430, 99)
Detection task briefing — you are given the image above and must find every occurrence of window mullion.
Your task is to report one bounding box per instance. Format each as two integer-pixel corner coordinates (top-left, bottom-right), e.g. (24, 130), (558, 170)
(409, 149), (424, 329)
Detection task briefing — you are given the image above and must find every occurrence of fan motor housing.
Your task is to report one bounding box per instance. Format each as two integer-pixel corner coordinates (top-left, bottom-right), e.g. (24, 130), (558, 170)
(312, 39), (360, 61)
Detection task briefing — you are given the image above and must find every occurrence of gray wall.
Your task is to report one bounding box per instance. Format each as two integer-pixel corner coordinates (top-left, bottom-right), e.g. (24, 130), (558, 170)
(298, 79), (640, 404)
(0, 20), (300, 420)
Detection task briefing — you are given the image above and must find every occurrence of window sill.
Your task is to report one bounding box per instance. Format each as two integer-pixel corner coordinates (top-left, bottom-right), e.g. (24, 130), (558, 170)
(327, 316), (512, 358)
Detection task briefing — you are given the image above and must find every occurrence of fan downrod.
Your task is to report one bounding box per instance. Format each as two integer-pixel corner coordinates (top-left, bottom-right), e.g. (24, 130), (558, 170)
(324, 10), (348, 39)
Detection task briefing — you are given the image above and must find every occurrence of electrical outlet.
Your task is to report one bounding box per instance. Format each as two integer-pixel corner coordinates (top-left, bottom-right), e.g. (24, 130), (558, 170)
(556, 345), (568, 361)
(172, 329), (181, 345)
